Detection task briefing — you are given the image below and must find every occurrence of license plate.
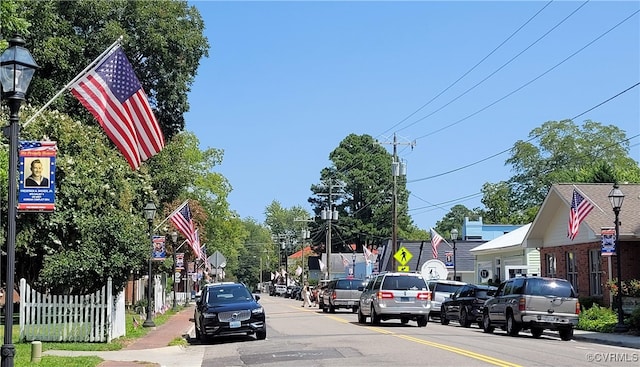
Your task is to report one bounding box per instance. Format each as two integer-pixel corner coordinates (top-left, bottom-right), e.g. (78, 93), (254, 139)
(541, 316), (555, 322)
(400, 297), (410, 302)
(347, 301), (354, 306)
(229, 320), (241, 328)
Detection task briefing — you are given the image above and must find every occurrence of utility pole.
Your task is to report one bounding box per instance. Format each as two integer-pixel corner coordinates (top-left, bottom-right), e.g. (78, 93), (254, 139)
(318, 179), (342, 280)
(378, 133), (415, 271)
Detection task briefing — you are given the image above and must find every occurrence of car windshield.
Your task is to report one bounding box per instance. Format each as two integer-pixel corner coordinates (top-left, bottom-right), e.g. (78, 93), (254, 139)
(382, 276), (427, 290)
(435, 284), (464, 293)
(475, 290), (492, 299)
(525, 278), (576, 297)
(206, 286), (253, 305)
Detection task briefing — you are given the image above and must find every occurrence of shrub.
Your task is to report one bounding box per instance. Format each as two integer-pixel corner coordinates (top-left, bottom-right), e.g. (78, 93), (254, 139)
(579, 296), (604, 310)
(578, 304), (618, 333)
(606, 278), (640, 297)
(628, 307), (640, 332)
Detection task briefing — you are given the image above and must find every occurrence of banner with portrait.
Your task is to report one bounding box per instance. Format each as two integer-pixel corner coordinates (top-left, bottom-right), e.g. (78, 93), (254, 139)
(444, 251), (454, 268)
(18, 141), (57, 212)
(152, 235), (166, 260)
(176, 253), (184, 269)
(601, 228), (615, 256)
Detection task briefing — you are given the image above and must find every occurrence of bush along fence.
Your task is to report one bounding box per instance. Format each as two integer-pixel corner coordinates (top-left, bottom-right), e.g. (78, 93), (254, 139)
(19, 278), (126, 342)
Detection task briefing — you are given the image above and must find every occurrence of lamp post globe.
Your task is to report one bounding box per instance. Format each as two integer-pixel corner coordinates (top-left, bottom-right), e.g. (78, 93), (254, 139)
(608, 183), (627, 333)
(143, 201), (157, 327)
(1, 34), (38, 367)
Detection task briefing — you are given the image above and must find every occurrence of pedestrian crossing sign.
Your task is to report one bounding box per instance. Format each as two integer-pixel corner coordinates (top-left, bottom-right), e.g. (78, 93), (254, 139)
(394, 246), (413, 266)
(398, 265), (410, 272)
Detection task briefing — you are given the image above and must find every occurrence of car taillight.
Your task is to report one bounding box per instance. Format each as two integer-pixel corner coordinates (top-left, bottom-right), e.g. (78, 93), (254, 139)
(417, 292), (431, 301)
(331, 291), (337, 300)
(376, 291), (394, 299)
(575, 300), (581, 315)
(519, 297), (526, 311)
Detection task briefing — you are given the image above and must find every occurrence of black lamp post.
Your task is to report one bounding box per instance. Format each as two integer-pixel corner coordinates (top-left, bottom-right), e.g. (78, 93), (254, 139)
(1, 34), (39, 367)
(171, 231), (178, 311)
(451, 228), (458, 281)
(143, 201), (157, 327)
(608, 183), (628, 333)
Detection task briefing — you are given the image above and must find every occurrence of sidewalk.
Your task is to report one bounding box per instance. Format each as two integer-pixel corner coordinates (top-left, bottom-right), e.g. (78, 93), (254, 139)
(45, 305), (202, 367)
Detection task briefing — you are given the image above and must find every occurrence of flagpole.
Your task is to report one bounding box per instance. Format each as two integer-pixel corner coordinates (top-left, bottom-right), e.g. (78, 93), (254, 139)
(23, 35), (124, 127)
(154, 199), (189, 232)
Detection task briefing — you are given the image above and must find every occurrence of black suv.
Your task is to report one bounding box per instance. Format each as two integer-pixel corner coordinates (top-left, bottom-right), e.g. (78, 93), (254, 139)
(192, 282), (266, 341)
(481, 276), (580, 341)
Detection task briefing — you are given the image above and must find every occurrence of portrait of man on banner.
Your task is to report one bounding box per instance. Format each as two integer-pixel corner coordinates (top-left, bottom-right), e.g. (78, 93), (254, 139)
(601, 228), (616, 256)
(152, 236), (166, 260)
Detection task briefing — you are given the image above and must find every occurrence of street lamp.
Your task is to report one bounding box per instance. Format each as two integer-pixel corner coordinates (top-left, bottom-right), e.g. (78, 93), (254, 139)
(171, 231), (178, 311)
(143, 201), (157, 327)
(608, 183), (627, 333)
(451, 228), (458, 281)
(1, 34), (39, 367)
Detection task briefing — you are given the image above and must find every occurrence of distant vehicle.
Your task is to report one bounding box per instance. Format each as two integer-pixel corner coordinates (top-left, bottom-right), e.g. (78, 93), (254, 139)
(358, 272), (431, 327)
(321, 278), (367, 313)
(274, 284), (287, 297)
(482, 276), (580, 341)
(427, 279), (467, 319)
(192, 282), (266, 342)
(441, 284), (497, 327)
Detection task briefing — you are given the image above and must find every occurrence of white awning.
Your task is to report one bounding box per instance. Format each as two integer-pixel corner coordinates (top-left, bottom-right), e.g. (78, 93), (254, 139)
(469, 223), (531, 253)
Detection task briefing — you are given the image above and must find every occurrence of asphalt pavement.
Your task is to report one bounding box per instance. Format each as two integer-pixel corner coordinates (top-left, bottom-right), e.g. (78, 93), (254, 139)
(43, 303), (640, 367)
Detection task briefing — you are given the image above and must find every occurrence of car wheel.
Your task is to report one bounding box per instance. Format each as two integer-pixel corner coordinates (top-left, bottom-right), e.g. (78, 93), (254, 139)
(194, 323), (201, 340)
(460, 308), (471, 328)
(352, 306), (358, 313)
(559, 327), (574, 341)
(357, 307), (367, 323)
(506, 312), (521, 336)
(371, 307), (381, 325)
(256, 329), (267, 340)
(530, 327), (543, 338)
(482, 312), (494, 333)
(417, 316), (428, 327)
(440, 307), (449, 325)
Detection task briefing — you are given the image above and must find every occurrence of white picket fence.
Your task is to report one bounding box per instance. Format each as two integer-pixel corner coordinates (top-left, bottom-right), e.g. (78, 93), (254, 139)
(19, 278), (126, 342)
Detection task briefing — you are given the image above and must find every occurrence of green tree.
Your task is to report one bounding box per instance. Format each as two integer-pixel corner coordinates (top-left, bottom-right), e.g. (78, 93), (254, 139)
(2, 107), (155, 294)
(434, 204), (478, 237)
(13, 0), (209, 139)
(309, 134), (413, 251)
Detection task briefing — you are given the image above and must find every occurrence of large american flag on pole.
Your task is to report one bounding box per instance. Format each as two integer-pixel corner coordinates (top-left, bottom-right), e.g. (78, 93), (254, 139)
(70, 46), (164, 170)
(567, 189), (594, 240)
(169, 201), (200, 257)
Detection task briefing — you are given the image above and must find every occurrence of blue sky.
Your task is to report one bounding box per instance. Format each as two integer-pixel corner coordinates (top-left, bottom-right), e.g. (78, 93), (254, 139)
(184, 1), (640, 231)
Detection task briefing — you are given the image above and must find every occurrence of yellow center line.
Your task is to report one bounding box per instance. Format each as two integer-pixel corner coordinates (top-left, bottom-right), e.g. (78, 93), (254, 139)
(364, 326), (522, 367)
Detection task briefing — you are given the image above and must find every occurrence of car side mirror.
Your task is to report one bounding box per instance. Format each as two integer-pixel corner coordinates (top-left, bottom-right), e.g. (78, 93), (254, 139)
(487, 290), (495, 297)
(254, 294), (261, 301)
(358, 286), (364, 291)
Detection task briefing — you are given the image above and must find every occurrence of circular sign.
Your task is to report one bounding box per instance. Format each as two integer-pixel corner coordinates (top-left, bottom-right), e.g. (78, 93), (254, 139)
(480, 269), (490, 279)
(420, 259), (448, 280)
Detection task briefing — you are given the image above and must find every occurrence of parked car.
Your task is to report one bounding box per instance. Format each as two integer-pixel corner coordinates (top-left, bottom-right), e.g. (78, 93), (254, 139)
(321, 278), (367, 313)
(192, 282), (266, 342)
(481, 276), (580, 341)
(316, 280), (331, 309)
(441, 284), (497, 327)
(358, 272), (431, 327)
(427, 279), (467, 320)
(274, 284), (287, 297)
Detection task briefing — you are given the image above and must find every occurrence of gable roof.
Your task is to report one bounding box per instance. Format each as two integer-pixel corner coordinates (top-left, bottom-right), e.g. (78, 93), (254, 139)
(470, 223), (530, 253)
(525, 183), (640, 248)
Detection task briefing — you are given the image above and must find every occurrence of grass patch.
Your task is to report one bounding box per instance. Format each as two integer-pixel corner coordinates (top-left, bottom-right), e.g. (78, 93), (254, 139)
(1, 306), (185, 367)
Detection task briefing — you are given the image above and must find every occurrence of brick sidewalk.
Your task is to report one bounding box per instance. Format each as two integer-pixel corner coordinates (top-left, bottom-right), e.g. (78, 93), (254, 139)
(97, 305), (195, 367)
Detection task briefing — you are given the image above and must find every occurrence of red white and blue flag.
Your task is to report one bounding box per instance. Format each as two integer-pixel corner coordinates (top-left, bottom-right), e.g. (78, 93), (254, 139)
(568, 189), (594, 240)
(430, 228), (444, 259)
(169, 201), (201, 258)
(70, 46), (164, 170)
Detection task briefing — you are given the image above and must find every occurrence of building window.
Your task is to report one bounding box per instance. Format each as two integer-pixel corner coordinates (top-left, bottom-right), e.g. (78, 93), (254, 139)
(546, 253), (556, 278)
(589, 249), (602, 296)
(566, 252), (578, 292)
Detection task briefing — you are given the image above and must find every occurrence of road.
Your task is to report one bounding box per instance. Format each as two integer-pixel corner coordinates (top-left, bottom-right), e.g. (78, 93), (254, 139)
(192, 294), (639, 367)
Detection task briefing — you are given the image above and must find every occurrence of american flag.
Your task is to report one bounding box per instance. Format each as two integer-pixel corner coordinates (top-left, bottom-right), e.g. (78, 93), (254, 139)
(568, 189), (594, 240)
(169, 201), (200, 256)
(430, 228), (444, 258)
(70, 46), (164, 170)
(362, 245), (373, 264)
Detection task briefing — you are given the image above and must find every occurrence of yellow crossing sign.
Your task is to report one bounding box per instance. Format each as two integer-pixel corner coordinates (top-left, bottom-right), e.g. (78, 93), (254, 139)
(394, 246), (413, 266)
